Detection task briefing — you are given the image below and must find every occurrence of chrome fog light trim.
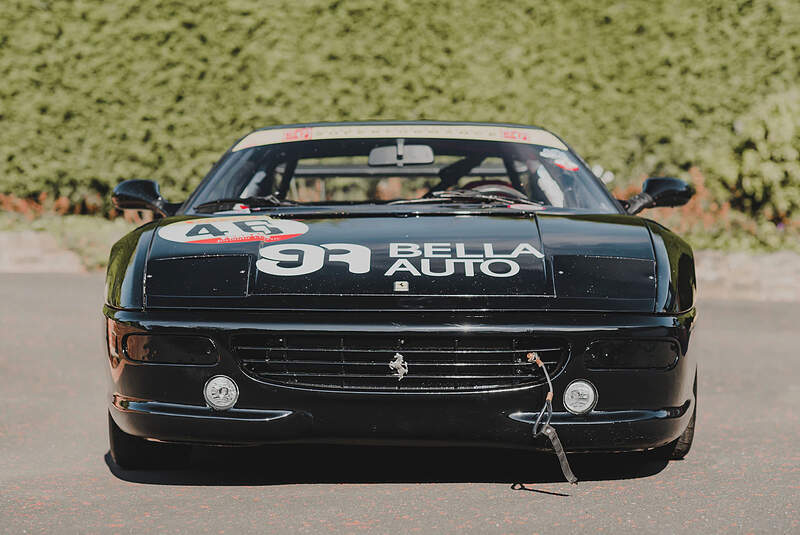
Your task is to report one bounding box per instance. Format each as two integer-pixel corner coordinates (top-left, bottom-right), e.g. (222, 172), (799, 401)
(563, 379), (598, 415)
(203, 375), (239, 411)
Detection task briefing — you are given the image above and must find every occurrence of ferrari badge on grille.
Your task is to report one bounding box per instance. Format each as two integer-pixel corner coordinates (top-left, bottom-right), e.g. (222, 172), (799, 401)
(389, 353), (409, 381)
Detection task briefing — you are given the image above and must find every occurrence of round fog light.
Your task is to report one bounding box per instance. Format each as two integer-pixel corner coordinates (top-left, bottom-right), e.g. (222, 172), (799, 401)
(564, 379), (598, 415)
(204, 375), (239, 411)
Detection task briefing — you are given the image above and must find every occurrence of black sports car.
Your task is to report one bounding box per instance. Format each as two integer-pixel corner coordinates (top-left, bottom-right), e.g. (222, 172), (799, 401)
(105, 121), (697, 477)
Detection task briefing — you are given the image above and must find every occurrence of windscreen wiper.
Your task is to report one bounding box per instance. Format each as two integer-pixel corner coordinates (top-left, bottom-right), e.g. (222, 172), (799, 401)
(194, 195), (297, 213)
(389, 190), (543, 206)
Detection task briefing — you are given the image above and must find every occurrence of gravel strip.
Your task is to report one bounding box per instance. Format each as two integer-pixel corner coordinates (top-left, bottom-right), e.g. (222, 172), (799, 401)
(0, 231), (84, 273)
(695, 250), (800, 302)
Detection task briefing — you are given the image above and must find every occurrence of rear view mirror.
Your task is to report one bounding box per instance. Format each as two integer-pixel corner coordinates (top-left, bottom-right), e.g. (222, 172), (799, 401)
(112, 179), (179, 217)
(625, 177), (695, 215)
(369, 142), (434, 167)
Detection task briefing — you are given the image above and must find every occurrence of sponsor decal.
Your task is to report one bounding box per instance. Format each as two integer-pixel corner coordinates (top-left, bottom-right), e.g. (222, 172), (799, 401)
(257, 243), (370, 276)
(384, 242), (543, 278)
(539, 148), (579, 171)
(158, 216), (308, 245)
(232, 124), (568, 152)
(256, 241), (543, 278)
(503, 129), (531, 142)
(282, 127), (313, 141)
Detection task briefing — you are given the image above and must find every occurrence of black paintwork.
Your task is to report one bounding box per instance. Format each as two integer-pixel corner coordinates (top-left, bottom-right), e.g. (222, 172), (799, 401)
(140, 212), (658, 311)
(104, 121), (697, 453)
(646, 219), (696, 314)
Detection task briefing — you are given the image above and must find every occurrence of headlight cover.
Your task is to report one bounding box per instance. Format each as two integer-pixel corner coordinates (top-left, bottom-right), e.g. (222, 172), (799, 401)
(585, 339), (680, 370)
(123, 334), (218, 365)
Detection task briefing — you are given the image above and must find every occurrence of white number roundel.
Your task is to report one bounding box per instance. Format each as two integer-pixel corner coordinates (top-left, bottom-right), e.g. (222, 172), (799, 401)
(158, 216), (308, 245)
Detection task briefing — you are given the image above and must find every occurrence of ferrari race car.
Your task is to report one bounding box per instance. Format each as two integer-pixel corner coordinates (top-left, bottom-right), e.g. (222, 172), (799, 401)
(105, 121), (697, 477)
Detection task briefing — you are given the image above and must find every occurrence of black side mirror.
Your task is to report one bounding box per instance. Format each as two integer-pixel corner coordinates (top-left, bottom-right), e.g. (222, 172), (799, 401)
(112, 179), (179, 217)
(625, 177), (695, 215)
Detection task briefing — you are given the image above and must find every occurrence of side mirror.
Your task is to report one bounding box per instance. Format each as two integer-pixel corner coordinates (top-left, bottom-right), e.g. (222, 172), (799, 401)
(625, 177), (694, 215)
(111, 180), (179, 217)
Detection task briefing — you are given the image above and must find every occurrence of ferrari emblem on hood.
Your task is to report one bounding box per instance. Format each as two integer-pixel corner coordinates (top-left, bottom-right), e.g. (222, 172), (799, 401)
(389, 353), (409, 381)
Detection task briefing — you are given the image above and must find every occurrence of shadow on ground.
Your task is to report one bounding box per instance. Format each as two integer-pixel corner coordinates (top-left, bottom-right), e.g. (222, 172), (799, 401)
(105, 444), (668, 489)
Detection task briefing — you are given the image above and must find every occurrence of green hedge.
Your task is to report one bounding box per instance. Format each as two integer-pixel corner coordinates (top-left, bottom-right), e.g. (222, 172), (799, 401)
(1, 0), (798, 221)
(704, 90), (800, 222)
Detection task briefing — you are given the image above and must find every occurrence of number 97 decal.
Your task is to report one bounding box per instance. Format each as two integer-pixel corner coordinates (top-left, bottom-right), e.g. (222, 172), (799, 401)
(257, 243), (371, 276)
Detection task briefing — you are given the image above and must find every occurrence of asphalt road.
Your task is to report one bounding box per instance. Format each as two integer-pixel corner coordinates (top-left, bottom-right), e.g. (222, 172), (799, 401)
(1, 273), (798, 534)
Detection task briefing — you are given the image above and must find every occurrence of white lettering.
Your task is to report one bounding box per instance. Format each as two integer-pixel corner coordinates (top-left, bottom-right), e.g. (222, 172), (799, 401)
(256, 241), (540, 278)
(390, 243), (422, 258)
(455, 243), (483, 258)
(420, 259), (455, 277)
(480, 259), (520, 278)
(384, 258), (421, 277)
(450, 259), (482, 276)
(322, 243), (371, 274)
(483, 242), (544, 258)
(257, 244), (325, 276)
(423, 243), (451, 258)
(509, 242), (545, 259)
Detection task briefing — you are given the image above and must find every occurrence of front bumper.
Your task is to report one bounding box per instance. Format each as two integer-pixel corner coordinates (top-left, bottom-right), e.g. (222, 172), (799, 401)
(105, 307), (696, 453)
(110, 395), (693, 452)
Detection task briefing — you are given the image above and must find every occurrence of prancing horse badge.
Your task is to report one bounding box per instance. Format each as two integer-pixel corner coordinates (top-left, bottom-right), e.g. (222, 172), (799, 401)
(388, 353), (409, 381)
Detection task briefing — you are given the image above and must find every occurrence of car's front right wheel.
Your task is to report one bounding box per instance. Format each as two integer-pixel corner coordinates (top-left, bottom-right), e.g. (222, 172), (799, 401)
(108, 412), (191, 470)
(654, 406), (695, 460)
(652, 372), (697, 460)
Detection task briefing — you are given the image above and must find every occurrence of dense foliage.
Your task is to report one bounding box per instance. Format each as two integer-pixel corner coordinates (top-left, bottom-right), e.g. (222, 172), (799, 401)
(1, 0), (798, 223)
(705, 90), (800, 223)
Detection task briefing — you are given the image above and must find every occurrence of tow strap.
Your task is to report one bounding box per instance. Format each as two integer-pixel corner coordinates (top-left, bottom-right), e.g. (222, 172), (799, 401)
(527, 352), (578, 485)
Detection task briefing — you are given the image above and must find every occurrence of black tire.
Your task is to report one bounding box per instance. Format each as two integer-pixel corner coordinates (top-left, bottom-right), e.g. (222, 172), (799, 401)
(655, 406), (695, 460)
(653, 373), (697, 460)
(108, 412), (191, 470)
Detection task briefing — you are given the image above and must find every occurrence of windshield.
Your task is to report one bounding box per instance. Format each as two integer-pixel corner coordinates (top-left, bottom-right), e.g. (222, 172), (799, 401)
(187, 136), (619, 213)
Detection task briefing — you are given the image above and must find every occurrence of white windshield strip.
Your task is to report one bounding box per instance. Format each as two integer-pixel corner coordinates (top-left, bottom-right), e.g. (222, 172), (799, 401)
(232, 124), (568, 152)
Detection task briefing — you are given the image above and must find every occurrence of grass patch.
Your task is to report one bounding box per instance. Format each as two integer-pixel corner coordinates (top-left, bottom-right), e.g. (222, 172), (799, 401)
(0, 212), (137, 270)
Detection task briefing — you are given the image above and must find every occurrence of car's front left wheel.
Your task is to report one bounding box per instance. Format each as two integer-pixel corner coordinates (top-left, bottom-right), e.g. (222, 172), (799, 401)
(108, 412), (191, 470)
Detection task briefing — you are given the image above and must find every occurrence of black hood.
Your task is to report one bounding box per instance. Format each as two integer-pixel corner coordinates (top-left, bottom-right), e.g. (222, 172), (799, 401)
(144, 212), (656, 312)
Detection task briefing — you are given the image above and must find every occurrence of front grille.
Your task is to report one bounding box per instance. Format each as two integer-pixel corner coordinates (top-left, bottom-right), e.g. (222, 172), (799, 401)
(231, 333), (569, 392)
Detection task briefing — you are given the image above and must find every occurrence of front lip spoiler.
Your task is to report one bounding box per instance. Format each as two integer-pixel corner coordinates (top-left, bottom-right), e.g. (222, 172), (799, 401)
(110, 395), (693, 451)
(509, 401), (690, 426)
(112, 394), (292, 423)
(114, 393), (689, 427)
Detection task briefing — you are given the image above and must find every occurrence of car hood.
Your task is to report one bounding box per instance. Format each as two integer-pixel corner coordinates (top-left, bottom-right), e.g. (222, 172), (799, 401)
(144, 212), (656, 312)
